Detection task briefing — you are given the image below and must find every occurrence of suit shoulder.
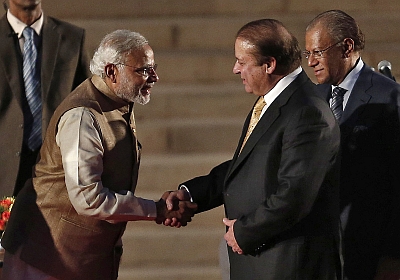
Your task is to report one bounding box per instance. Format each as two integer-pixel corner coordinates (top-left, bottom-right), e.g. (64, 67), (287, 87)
(370, 70), (400, 89)
(46, 16), (86, 35)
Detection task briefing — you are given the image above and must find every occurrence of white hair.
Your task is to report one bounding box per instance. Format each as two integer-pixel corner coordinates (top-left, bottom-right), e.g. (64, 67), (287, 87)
(89, 30), (148, 77)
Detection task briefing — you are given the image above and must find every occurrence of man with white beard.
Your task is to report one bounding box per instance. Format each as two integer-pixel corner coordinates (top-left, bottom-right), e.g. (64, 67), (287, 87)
(1, 29), (197, 280)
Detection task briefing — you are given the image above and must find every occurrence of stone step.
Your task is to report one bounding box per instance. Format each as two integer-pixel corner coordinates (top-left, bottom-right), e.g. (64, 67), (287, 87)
(134, 82), (255, 121)
(42, 0), (293, 19)
(68, 14), (400, 52)
(132, 83), (255, 154)
(134, 153), (233, 193)
(43, 1), (400, 22)
(119, 207), (226, 280)
(121, 207), (225, 265)
(136, 119), (244, 154)
(118, 266), (222, 280)
(31, 14), (397, 83)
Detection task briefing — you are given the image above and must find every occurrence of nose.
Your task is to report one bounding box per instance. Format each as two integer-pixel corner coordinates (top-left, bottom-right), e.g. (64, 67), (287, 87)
(233, 61), (240, 74)
(148, 70), (159, 82)
(307, 55), (318, 67)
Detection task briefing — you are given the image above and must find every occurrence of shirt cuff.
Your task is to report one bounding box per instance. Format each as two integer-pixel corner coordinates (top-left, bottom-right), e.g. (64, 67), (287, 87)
(178, 185), (193, 202)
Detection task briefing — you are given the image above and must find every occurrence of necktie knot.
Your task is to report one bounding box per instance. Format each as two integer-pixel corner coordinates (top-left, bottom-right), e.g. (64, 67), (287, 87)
(254, 96), (267, 114)
(23, 26), (34, 40)
(332, 86), (347, 98)
(240, 97), (266, 153)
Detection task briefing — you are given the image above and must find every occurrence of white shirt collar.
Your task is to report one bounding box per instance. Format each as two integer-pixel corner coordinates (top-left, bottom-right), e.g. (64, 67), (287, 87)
(7, 9), (44, 38)
(262, 66), (302, 111)
(332, 58), (364, 94)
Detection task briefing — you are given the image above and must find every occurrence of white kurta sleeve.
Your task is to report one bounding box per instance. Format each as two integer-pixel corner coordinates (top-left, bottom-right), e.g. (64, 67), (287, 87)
(56, 107), (157, 222)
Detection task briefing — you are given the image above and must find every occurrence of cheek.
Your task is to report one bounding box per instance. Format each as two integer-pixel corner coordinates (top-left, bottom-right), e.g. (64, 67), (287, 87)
(249, 70), (264, 85)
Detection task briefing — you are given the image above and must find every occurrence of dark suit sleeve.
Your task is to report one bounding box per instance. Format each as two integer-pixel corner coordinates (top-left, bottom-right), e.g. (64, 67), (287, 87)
(234, 102), (340, 254)
(182, 160), (231, 213)
(73, 29), (90, 88)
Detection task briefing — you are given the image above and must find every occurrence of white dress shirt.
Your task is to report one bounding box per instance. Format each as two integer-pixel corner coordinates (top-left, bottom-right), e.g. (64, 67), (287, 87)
(260, 66), (303, 117)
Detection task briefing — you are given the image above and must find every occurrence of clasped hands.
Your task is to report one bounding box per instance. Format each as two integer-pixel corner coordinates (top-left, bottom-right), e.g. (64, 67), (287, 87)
(155, 189), (197, 227)
(155, 189), (243, 253)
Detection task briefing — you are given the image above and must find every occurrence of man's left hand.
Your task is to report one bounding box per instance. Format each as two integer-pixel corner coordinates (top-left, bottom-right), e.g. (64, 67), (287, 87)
(223, 218), (243, 254)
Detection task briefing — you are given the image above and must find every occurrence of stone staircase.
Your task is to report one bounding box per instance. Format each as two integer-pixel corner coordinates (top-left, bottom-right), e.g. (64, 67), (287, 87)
(39, 1), (400, 279)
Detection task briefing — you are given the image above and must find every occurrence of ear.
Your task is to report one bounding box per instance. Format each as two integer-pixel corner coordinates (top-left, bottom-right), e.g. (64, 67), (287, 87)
(343, 38), (355, 58)
(104, 64), (118, 83)
(264, 57), (277, 74)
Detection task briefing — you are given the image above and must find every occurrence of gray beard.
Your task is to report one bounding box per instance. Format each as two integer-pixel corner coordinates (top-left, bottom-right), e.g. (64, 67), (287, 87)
(115, 72), (150, 105)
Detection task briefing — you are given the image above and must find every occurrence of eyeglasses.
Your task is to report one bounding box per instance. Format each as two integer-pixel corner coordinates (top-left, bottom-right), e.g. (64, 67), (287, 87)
(302, 41), (342, 59)
(118, 63), (158, 77)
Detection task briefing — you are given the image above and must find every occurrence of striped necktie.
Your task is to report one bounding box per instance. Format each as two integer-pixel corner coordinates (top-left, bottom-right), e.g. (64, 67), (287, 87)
(23, 26), (42, 151)
(331, 87), (347, 121)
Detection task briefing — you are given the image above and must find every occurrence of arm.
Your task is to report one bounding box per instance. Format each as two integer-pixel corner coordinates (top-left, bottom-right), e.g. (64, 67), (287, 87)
(57, 107), (196, 224)
(163, 161), (230, 226)
(180, 160), (231, 213)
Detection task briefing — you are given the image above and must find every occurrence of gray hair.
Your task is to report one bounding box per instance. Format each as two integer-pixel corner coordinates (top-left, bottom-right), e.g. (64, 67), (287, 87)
(89, 30), (149, 77)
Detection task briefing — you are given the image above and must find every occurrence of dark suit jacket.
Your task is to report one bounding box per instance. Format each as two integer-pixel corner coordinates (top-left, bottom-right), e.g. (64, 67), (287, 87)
(0, 14), (90, 197)
(318, 65), (400, 280)
(183, 71), (341, 280)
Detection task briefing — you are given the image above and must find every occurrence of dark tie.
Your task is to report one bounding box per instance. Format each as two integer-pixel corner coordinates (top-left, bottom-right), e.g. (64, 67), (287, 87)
(23, 27), (42, 151)
(331, 87), (347, 121)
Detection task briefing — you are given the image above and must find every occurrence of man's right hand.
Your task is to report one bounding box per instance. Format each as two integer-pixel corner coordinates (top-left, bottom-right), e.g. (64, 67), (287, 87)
(155, 190), (197, 227)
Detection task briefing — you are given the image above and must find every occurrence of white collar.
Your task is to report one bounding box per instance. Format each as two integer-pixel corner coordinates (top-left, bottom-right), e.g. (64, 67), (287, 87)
(262, 66), (302, 108)
(7, 9), (44, 38)
(332, 58), (364, 93)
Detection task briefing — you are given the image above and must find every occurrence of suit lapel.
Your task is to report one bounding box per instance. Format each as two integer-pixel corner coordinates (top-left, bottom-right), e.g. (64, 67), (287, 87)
(41, 16), (60, 101)
(316, 83), (331, 103)
(341, 66), (373, 125)
(225, 71), (309, 181)
(0, 15), (24, 107)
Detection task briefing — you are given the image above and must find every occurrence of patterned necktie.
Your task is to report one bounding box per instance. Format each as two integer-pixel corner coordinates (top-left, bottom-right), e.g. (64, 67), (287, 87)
(331, 87), (347, 121)
(23, 26), (42, 151)
(240, 96), (266, 152)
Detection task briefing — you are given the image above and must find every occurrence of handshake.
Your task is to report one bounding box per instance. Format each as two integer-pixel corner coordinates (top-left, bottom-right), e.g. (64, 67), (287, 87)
(155, 189), (197, 227)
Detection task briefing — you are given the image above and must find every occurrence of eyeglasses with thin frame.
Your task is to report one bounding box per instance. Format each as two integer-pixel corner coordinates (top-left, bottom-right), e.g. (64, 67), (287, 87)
(117, 63), (158, 77)
(302, 40), (342, 59)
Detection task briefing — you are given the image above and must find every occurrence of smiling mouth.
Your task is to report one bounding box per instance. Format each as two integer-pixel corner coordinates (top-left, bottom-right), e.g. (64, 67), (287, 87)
(141, 85), (153, 94)
(314, 69), (323, 75)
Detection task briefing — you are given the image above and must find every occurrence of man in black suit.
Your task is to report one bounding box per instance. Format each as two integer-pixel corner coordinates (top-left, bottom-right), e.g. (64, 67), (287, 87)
(0, 0), (90, 198)
(305, 10), (400, 280)
(166, 19), (341, 280)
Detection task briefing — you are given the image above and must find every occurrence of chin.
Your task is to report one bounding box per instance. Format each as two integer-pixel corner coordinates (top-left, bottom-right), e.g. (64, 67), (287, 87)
(316, 77), (328, 85)
(134, 94), (150, 105)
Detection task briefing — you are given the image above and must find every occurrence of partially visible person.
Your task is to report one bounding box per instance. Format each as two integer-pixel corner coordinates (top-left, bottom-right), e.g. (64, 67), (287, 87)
(0, 0), (90, 197)
(1, 29), (197, 280)
(305, 9), (400, 280)
(166, 19), (341, 280)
